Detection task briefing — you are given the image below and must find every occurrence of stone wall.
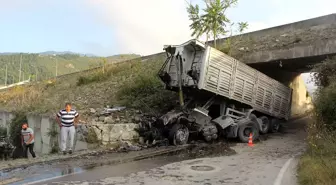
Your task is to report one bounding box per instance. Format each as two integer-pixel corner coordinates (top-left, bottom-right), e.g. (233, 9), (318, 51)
(87, 123), (139, 145)
(0, 111), (140, 155)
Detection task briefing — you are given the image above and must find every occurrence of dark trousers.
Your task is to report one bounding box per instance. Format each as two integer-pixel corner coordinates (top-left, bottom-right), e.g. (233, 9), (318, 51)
(23, 143), (36, 158)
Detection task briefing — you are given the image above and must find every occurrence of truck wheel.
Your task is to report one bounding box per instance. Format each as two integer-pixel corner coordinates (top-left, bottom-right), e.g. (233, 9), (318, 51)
(249, 113), (258, 122)
(269, 118), (280, 133)
(201, 124), (218, 142)
(259, 116), (270, 134)
(238, 121), (259, 143)
(169, 124), (189, 145)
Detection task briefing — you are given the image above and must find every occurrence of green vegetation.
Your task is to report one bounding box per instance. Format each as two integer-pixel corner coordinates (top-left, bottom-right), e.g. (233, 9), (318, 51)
(186, 0), (248, 48)
(0, 126), (7, 137)
(298, 56), (336, 185)
(0, 53), (177, 117)
(46, 124), (59, 154)
(8, 112), (27, 147)
(116, 57), (177, 114)
(0, 53), (139, 86)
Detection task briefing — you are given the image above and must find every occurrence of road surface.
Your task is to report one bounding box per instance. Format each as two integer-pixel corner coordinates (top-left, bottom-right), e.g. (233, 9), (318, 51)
(9, 117), (307, 185)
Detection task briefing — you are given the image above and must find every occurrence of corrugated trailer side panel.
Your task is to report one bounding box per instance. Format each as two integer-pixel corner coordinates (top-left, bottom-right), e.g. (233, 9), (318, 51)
(199, 47), (291, 119)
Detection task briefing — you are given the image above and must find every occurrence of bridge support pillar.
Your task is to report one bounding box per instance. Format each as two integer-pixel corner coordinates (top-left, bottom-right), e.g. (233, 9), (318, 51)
(288, 74), (313, 117)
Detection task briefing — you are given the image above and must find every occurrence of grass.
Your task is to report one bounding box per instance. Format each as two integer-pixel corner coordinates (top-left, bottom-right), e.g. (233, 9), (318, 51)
(297, 117), (336, 185)
(0, 53), (178, 118)
(0, 53), (140, 85)
(298, 155), (336, 185)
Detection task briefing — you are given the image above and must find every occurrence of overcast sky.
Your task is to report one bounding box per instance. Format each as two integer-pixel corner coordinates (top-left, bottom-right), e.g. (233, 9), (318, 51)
(0, 0), (334, 56)
(0, 0), (334, 92)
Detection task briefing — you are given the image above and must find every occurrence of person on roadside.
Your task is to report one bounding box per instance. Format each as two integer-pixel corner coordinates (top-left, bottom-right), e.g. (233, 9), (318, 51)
(21, 123), (36, 158)
(56, 102), (79, 155)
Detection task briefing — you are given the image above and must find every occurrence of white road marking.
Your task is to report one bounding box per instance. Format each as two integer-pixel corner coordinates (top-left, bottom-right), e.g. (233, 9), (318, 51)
(273, 158), (293, 185)
(23, 171), (84, 185)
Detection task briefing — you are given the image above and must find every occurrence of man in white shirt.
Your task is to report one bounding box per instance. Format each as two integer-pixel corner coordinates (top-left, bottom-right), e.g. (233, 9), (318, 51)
(21, 123), (36, 158)
(56, 102), (79, 155)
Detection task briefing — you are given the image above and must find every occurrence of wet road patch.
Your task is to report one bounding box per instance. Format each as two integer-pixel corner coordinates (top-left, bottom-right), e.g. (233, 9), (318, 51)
(190, 165), (215, 171)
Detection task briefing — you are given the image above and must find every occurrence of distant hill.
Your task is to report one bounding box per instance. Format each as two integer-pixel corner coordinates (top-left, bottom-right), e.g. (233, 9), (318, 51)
(0, 53), (140, 85)
(38, 51), (97, 57)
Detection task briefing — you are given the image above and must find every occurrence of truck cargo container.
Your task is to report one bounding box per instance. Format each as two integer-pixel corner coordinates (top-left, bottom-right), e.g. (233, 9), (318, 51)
(155, 39), (293, 145)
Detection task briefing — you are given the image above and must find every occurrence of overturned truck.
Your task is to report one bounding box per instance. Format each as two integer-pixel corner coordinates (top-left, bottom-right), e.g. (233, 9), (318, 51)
(154, 39), (293, 145)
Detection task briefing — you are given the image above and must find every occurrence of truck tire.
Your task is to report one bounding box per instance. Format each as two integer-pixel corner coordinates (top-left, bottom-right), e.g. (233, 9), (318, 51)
(249, 113), (261, 134)
(238, 121), (259, 143)
(249, 113), (258, 122)
(168, 124), (189, 145)
(259, 116), (270, 134)
(269, 118), (280, 133)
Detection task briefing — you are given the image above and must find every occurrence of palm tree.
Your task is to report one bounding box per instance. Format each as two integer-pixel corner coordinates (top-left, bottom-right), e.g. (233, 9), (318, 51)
(237, 22), (249, 33)
(186, 3), (204, 39)
(186, 0), (238, 48)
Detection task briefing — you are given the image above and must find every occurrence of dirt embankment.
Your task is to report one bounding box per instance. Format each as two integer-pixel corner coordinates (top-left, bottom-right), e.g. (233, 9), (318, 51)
(222, 24), (336, 60)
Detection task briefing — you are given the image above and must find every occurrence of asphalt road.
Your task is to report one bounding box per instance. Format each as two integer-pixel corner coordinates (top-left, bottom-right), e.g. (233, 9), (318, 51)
(10, 117), (308, 185)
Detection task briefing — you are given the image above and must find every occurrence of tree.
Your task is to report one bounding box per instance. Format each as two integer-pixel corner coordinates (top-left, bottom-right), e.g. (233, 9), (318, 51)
(310, 57), (336, 88)
(186, 0), (239, 48)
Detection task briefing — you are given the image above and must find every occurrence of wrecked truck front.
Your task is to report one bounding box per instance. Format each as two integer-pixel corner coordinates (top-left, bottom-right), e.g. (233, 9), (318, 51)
(158, 39), (208, 90)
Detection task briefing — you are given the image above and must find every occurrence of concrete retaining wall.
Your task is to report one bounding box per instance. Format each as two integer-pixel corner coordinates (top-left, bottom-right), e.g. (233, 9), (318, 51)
(0, 111), (14, 136)
(0, 112), (141, 155)
(0, 112), (88, 155)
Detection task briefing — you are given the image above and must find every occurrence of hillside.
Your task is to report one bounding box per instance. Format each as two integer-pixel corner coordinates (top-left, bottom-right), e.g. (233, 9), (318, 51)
(0, 53), (178, 122)
(0, 53), (140, 86)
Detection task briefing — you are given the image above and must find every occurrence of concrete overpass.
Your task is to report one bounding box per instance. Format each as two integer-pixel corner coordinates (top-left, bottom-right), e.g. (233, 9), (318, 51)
(210, 14), (336, 116)
(212, 13), (336, 73)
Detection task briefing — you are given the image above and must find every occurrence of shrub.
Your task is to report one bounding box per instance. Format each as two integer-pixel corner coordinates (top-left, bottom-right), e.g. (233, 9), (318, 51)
(77, 71), (109, 86)
(313, 83), (336, 129)
(297, 56), (336, 185)
(117, 71), (177, 114)
(298, 116), (336, 185)
(311, 56), (336, 88)
(9, 112), (27, 147)
(46, 123), (59, 154)
(0, 126), (7, 137)
(76, 59), (142, 86)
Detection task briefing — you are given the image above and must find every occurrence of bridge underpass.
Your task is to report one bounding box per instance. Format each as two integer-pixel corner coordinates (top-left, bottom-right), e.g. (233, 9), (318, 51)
(213, 13), (336, 117)
(250, 60), (316, 117)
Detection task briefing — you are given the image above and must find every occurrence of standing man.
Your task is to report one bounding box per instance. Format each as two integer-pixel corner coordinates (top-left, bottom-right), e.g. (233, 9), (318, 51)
(56, 102), (79, 155)
(21, 123), (36, 158)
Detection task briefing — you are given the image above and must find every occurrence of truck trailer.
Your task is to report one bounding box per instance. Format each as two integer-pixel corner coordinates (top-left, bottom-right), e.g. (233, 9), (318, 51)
(154, 39), (293, 145)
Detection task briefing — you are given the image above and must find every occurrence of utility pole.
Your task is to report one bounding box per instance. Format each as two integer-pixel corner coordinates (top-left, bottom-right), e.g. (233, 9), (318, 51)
(19, 54), (22, 82)
(5, 65), (7, 86)
(35, 67), (38, 81)
(55, 58), (58, 77)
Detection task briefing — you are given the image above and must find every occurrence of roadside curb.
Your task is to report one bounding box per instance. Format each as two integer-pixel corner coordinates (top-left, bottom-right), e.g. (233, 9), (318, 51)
(0, 145), (190, 173)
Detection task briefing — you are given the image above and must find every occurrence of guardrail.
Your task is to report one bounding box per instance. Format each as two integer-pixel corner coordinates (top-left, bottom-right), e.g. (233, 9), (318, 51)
(0, 79), (30, 90)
